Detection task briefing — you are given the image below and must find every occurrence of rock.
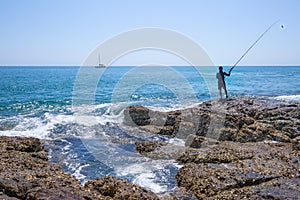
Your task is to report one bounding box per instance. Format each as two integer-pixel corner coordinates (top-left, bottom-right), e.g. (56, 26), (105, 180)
(135, 141), (186, 160)
(177, 141), (254, 164)
(124, 106), (152, 126)
(160, 187), (198, 200)
(185, 135), (206, 148)
(4, 137), (44, 152)
(205, 177), (300, 200)
(0, 136), (159, 200)
(141, 125), (175, 137)
(175, 141), (300, 199)
(0, 136), (93, 200)
(136, 141), (168, 154)
(124, 96), (300, 199)
(26, 187), (94, 200)
(0, 193), (19, 200)
(124, 96), (300, 143)
(85, 176), (159, 200)
(292, 136), (300, 151)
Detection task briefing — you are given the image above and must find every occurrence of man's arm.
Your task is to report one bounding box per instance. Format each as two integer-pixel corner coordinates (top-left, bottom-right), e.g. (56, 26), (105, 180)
(224, 72), (230, 76)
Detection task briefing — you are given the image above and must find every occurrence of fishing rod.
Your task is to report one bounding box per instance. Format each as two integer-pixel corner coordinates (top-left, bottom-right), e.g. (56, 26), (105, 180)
(229, 20), (280, 74)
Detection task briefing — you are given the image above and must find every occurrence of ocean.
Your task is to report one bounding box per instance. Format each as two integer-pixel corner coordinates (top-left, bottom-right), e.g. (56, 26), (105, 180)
(0, 66), (299, 193)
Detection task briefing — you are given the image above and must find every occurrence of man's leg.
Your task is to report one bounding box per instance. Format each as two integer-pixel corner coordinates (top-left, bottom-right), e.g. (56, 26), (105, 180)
(224, 85), (228, 98)
(219, 89), (222, 99)
(224, 87), (228, 98)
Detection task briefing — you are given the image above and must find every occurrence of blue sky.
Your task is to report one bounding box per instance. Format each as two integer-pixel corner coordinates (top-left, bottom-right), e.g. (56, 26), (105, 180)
(0, 0), (299, 66)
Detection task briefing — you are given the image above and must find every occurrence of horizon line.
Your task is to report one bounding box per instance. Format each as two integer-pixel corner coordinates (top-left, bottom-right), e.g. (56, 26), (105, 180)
(1, 65), (300, 67)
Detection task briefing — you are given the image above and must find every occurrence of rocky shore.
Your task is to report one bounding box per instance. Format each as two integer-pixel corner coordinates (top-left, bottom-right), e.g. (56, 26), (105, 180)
(0, 136), (159, 200)
(1, 96), (299, 199)
(125, 96), (300, 199)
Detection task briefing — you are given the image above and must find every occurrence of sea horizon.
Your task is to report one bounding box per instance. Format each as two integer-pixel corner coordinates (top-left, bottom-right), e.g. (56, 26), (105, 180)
(0, 64), (299, 194)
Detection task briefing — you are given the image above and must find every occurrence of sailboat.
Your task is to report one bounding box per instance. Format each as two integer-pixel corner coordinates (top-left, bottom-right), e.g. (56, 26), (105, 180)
(95, 54), (105, 68)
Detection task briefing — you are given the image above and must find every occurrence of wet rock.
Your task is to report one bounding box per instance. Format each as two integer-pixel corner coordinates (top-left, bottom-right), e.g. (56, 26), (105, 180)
(4, 137), (44, 152)
(0, 136), (94, 200)
(0, 136), (158, 200)
(124, 106), (152, 126)
(85, 176), (159, 200)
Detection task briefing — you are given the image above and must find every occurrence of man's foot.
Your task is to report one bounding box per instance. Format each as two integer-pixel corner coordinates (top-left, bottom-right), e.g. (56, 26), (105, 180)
(226, 95), (228, 99)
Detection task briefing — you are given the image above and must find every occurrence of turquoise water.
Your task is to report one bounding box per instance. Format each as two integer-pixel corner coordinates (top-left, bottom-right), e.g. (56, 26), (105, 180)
(0, 66), (299, 193)
(1, 66), (299, 116)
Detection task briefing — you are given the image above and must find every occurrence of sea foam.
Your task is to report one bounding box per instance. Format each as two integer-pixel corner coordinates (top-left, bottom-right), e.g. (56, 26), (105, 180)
(272, 94), (300, 102)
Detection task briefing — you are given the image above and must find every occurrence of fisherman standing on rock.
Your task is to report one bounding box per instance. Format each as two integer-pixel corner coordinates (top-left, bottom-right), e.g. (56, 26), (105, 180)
(216, 66), (231, 99)
(214, 21), (282, 99)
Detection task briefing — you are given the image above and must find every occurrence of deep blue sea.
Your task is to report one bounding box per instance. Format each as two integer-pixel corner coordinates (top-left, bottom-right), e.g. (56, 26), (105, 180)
(0, 66), (299, 193)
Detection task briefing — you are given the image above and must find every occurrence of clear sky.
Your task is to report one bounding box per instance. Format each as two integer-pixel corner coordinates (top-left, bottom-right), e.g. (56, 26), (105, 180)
(0, 0), (299, 66)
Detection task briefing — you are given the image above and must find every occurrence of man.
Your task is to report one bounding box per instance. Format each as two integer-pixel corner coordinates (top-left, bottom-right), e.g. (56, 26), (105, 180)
(216, 66), (230, 99)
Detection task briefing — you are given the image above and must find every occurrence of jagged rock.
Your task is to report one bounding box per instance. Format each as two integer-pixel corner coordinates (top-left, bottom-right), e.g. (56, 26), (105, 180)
(136, 141), (168, 154)
(124, 106), (152, 126)
(205, 177), (300, 200)
(85, 176), (159, 200)
(0, 192), (19, 200)
(140, 125), (175, 137)
(175, 141), (300, 199)
(159, 187), (198, 200)
(124, 96), (300, 199)
(135, 141), (186, 160)
(3, 137), (44, 152)
(0, 136), (158, 200)
(292, 136), (300, 151)
(124, 97), (300, 143)
(185, 135), (206, 148)
(0, 136), (94, 200)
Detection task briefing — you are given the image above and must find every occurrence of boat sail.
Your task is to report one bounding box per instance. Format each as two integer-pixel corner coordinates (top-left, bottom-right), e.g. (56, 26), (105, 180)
(95, 55), (105, 68)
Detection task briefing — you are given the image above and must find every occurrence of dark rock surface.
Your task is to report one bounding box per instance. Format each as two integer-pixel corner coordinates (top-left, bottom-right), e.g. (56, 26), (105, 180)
(124, 97), (300, 144)
(85, 176), (159, 200)
(0, 136), (159, 200)
(136, 141), (168, 154)
(176, 141), (300, 199)
(135, 141), (186, 160)
(125, 96), (300, 199)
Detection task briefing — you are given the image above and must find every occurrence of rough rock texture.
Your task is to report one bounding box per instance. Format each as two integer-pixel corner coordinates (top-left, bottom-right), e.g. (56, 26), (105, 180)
(125, 96), (300, 147)
(135, 141), (186, 160)
(176, 141), (300, 199)
(85, 176), (159, 200)
(0, 136), (158, 200)
(159, 187), (198, 200)
(125, 96), (300, 199)
(136, 141), (168, 154)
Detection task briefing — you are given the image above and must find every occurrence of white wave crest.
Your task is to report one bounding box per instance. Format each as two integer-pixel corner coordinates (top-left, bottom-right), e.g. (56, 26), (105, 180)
(0, 113), (74, 139)
(272, 94), (300, 102)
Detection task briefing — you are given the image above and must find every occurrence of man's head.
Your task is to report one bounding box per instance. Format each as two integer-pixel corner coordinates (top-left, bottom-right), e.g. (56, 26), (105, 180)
(219, 66), (223, 71)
